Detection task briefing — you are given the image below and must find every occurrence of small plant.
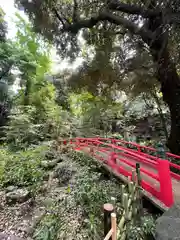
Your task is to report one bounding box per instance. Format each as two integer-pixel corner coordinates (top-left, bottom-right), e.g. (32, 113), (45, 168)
(33, 202), (64, 240)
(141, 215), (156, 237)
(126, 215), (156, 240)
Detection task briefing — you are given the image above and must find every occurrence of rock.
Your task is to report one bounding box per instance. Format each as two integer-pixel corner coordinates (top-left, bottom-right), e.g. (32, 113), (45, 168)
(5, 186), (18, 193)
(0, 233), (24, 240)
(155, 204), (180, 240)
(54, 163), (75, 185)
(45, 150), (55, 160)
(40, 161), (49, 168)
(6, 188), (30, 204)
(41, 159), (59, 169)
(42, 172), (50, 181)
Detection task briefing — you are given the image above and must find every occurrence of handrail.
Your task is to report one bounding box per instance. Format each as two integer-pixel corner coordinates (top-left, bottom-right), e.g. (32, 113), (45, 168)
(64, 137), (175, 207)
(75, 137), (180, 175)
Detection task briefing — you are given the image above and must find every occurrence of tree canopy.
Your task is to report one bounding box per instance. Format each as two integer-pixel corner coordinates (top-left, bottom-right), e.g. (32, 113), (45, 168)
(14, 0), (180, 153)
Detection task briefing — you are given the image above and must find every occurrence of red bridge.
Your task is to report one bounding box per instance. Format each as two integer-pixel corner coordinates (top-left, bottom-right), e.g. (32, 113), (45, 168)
(64, 137), (180, 210)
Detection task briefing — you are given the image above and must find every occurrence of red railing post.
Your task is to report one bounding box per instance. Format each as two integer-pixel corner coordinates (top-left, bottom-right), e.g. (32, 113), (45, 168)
(137, 146), (141, 153)
(75, 138), (80, 148)
(90, 146), (94, 155)
(110, 152), (116, 164)
(157, 159), (174, 207)
(111, 139), (116, 145)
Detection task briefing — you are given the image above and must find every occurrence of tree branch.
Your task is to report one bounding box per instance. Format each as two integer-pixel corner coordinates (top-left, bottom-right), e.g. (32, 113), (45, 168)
(62, 10), (154, 41)
(52, 7), (66, 27)
(103, 11), (154, 40)
(108, 0), (161, 18)
(73, 0), (78, 22)
(53, 7), (71, 26)
(169, 13), (180, 24)
(0, 64), (12, 80)
(63, 13), (106, 34)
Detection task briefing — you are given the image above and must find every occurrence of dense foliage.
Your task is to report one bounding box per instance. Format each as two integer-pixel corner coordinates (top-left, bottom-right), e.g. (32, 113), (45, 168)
(0, 3), (173, 239)
(14, 0), (180, 154)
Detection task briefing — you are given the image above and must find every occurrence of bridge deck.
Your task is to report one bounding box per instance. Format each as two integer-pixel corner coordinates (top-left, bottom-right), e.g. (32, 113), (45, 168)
(77, 145), (180, 211)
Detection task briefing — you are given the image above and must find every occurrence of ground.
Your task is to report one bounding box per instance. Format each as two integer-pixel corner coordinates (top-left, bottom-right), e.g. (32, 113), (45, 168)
(0, 153), (86, 240)
(0, 146), (157, 240)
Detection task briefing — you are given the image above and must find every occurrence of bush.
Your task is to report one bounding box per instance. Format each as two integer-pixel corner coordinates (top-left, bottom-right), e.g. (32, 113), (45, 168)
(2, 106), (42, 150)
(0, 148), (8, 181)
(1, 145), (49, 191)
(68, 151), (101, 169)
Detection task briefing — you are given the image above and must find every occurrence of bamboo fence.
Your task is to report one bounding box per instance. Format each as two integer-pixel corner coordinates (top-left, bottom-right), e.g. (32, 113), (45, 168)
(103, 164), (142, 240)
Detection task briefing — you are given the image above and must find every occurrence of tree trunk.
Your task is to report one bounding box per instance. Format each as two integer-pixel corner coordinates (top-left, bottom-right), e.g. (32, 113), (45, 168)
(145, 9), (180, 154)
(151, 47), (180, 154)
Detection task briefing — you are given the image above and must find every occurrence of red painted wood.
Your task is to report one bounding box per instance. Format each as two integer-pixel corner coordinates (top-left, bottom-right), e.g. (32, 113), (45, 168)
(141, 180), (160, 198)
(157, 159), (174, 207)
(63, 137), (180, 207)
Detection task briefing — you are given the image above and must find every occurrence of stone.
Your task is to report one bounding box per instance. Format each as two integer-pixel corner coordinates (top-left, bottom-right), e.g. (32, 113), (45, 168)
(155, 204), (180, 240)
(41, 159), (59, 169)
(6, 188), (30, 204)
(53, 163), (75, 185)
(56, 156), (63, 163)
(42, 172), (50, 181)
(0, 233), (24, 240)
(5, 186), (18, 193)
(45, 150), (55, 160)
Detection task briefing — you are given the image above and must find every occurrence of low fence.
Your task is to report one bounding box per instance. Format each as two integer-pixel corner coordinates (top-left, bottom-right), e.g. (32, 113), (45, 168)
(62, 137), (179, 207)
(103, 166), (142, 240)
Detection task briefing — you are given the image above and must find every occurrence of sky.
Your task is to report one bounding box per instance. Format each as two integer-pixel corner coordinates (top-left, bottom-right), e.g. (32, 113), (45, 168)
(0, 0), (84, 74)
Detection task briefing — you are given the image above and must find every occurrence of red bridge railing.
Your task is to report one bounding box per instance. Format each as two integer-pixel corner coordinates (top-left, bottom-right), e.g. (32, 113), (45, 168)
(63, 138), (180, 208)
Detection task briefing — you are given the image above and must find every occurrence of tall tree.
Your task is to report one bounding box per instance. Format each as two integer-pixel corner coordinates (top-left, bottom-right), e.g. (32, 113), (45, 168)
(14, 14), (51, 106)
(0, 7), (14, 129)
(15, 0), (180, 153)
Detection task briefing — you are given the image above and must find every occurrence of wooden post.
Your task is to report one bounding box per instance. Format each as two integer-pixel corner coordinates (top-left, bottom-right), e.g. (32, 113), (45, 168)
(104, 203), (114, 239)
(121, 185), (125, 203)
(136, 163), (141, 186)
(123, 193), (129, 220)
(90, 146), (94, 155)
(135, 163), (143, 216)
(132, 170), (136, 183)
(111, 213), (117, 240)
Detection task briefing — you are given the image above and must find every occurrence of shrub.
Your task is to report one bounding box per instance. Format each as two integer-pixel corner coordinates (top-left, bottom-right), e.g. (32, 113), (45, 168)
(2, 106), (42, 150)
(1, 145), (48, 191)
(0, 148), (8, 181)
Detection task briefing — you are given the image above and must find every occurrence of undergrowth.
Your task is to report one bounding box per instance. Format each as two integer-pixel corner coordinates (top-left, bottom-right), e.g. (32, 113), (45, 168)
(0, 144), (51, 193)
(33, 202), (64, 240)
(0, 143), (157, 239)
(69, 151), (156, 240)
